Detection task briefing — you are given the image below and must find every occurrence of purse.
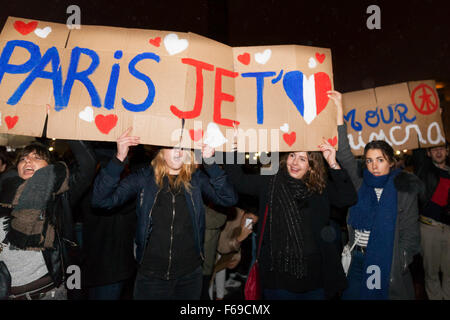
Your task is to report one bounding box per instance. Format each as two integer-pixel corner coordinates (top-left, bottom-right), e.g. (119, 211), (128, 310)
(341, 232), (361, 276)
(244, 205), (268, 300)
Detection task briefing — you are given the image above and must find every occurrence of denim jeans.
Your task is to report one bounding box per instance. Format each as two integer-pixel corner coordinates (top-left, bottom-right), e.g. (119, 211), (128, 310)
(133, 266), (203, 300)
(263, 287), (325, 300)
(341, 250), (365, 300)
(88, 281), (126, 300)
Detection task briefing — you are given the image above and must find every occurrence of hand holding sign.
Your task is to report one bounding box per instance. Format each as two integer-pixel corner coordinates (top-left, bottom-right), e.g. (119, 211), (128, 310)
(327, 90), (344, 126)
(201, 143), (215, 159)
(318, 138), (340, 169)
(116, 127), (140, 162)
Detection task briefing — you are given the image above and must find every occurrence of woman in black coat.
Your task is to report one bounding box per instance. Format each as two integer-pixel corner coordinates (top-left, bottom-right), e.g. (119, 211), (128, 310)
(225, 138), (357, 300)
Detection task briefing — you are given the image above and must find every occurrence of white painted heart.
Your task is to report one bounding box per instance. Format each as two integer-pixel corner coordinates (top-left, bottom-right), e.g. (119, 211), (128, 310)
(308, 57), (317, 69)
(203, 122), (228, 148)
(255, 49), (271, 64)
(34, 26), (52, 38)
(164, 33), (189, 56)
(280, 123), (289, 133)
(79, 106), (94, 122)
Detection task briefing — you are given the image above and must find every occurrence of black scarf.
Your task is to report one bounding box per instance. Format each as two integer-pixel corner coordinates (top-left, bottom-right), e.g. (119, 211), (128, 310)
(268, 167), (311, 279)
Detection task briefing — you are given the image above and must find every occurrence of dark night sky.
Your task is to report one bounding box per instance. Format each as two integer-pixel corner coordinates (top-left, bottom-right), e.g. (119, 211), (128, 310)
(1, 0), (449, 95)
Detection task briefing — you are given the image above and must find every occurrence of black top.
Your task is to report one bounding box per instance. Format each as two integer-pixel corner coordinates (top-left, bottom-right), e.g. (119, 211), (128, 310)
(140, 176), (201, 280)
(224, 153), (357, 298)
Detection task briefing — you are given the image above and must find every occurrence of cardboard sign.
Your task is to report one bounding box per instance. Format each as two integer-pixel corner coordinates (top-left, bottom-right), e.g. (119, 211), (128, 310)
(342, 80), (445, 155)
(0, 17), (337, 152)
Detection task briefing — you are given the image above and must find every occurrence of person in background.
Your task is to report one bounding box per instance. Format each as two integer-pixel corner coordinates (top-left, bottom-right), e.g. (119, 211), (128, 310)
(0, 140), (96, 300)
(0, 147), (12, 175)
(91, 127), (238, 300)
(209, 207), (258, 300)
(413, 145), (450, 300)
(201, 204), (227, 300)
(332, 90), (423, 300)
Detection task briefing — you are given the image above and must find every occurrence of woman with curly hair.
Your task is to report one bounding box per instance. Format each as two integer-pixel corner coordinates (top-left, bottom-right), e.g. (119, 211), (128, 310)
(225, 131), (357, 300)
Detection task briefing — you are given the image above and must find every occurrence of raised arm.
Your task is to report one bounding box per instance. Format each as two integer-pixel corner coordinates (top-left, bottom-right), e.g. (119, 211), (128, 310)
(319, 138), (357, 208)
(328, 90), (363, 189)
(91, 128), (141, 209)
(223, 151), (268, 197)
(198, 145), (238, 207)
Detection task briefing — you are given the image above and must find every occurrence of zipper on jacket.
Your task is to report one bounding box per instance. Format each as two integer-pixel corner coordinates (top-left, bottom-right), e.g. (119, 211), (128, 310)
(166, 193), (176, 280)
(188, 193), (204, 261)
(140, 189), (161, 264)
(139, 189), (144, 207)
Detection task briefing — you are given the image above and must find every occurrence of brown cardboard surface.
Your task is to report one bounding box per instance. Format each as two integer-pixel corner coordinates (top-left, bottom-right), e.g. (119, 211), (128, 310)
(342, 81), (445, 155)
(1, 16), (337, 152)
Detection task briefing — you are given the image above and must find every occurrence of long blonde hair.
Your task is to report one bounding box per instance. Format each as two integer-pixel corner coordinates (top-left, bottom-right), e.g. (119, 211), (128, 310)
(151, 149), (196, 192)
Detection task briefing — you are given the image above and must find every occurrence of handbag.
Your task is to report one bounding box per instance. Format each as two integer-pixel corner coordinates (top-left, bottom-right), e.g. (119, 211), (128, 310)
(244, 205), (268, 300)
(341, 232), (361, 276)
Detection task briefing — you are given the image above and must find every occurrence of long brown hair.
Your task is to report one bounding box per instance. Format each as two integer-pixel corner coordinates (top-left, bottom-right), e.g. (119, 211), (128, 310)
(280, 151), (327, 194)
(151, 149), (196, 192)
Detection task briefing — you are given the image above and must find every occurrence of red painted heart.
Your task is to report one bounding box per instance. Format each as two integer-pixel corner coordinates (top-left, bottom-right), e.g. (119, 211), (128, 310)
(189, 129), (203, 141)
(149, 37), (161, 47)
(95, 114), (118, 134)
(13, 20), (38, 35)
(315, 52), (325, 64)
(328, 136), (337, 147)
(283, 132), (296, 147)
(314, 72), (332, 115)
(237, 53), (250, 65)
(5, 116), (19, 129)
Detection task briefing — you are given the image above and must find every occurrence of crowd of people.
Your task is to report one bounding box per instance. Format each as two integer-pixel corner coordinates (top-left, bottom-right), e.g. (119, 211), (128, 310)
(0, 90), (449, 300)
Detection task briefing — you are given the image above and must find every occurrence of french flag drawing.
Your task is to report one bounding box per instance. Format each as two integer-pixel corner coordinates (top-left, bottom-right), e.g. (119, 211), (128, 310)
(283, 71), (331, 124)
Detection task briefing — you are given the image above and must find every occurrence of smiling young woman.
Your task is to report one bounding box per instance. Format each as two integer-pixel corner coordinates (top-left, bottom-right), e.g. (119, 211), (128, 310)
(224, 129), (357, 300)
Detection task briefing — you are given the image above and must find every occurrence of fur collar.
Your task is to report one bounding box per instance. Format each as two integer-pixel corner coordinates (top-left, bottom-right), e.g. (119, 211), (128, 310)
(393, 171), (425, 195)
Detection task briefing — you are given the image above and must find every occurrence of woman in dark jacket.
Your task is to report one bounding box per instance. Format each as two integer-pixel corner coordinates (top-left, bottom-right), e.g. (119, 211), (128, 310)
(91, 128), (238, 300)
(0, 140), (96, 300)
(225, 133), (357, 300)
(331, 90), (422, 300)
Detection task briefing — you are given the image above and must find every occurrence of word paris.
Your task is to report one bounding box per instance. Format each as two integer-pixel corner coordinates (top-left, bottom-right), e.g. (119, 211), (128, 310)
(0, 17), (335, 152)
(342, 81), (445, 155)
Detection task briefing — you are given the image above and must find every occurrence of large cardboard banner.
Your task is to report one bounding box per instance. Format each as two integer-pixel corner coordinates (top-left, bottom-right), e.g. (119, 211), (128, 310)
(0, 17), (337, 151)
(342, 80), (445, 155)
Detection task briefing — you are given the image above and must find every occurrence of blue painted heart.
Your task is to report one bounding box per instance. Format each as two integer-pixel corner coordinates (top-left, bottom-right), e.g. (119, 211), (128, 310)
(282, 71), (331, 124)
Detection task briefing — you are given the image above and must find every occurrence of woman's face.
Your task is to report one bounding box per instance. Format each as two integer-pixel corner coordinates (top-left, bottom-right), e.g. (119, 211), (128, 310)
(162, 148), (187, 174)
(286, 152), (310, 180)
(365, 148), (393, 176)
(17, 150), (49, 180)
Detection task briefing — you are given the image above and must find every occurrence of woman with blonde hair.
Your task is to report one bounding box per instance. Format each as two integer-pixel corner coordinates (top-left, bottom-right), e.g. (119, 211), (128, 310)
(92, 128), (238, 300)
